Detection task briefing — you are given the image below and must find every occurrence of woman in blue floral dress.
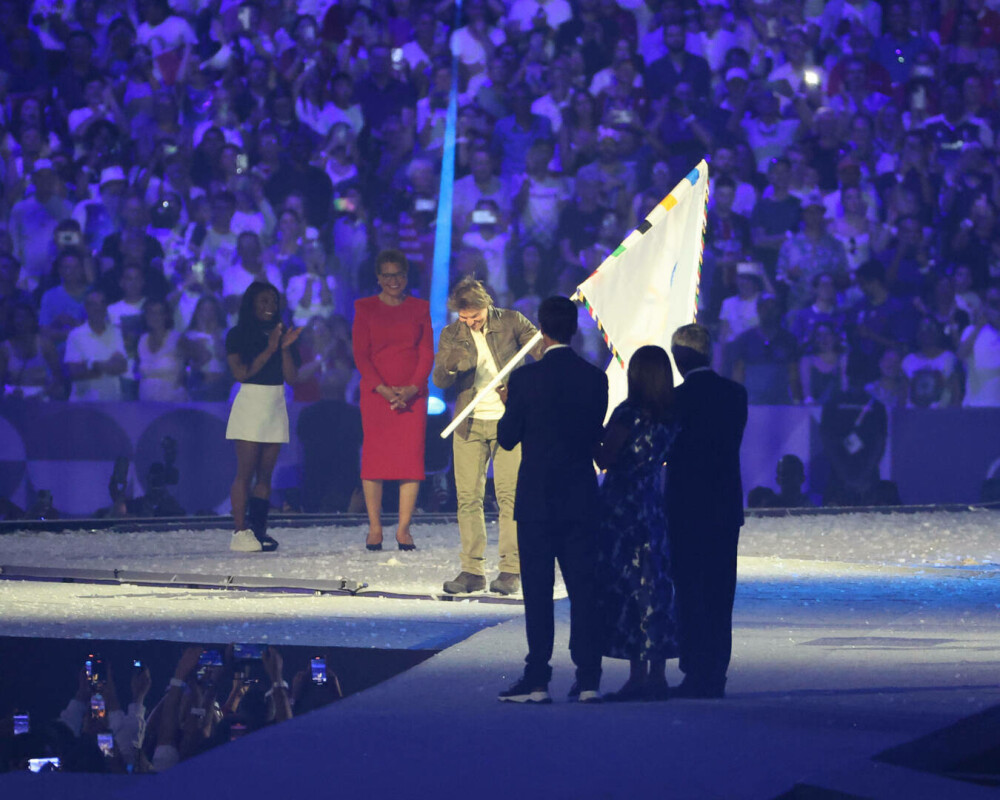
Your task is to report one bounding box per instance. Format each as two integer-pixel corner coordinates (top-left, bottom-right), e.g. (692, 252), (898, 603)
(595, 345), (679, 701)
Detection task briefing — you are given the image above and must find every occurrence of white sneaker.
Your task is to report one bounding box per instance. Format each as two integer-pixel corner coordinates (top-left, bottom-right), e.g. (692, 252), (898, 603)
(230, 529), (262, 552)
(577, 690), (602, 704)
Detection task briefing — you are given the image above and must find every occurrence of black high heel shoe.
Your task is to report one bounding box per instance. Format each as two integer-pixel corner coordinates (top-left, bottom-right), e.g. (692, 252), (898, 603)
(395, 529), (416, 551)
(366, 541), (383, 551)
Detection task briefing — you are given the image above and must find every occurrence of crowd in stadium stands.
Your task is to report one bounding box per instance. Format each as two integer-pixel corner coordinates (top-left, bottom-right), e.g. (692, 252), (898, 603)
(0, 0), (998, 412)
(0, 645), (342, 773)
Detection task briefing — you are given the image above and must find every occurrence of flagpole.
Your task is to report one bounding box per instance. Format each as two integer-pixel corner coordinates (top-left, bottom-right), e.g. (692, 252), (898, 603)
(439, 331), (543, 439)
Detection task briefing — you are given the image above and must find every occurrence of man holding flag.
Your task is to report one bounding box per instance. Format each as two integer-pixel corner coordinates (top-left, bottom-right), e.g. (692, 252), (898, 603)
(433, 277), (542, 596)
(496, 296), (608, 704)
(445, 160), (720, 699)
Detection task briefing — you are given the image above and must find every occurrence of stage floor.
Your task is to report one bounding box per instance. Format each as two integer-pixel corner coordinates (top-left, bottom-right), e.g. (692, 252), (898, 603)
(1, 511), (999, 798)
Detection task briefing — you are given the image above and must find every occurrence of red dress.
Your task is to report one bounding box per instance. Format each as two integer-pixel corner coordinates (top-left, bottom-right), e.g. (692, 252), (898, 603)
(352, 295), (434, 480)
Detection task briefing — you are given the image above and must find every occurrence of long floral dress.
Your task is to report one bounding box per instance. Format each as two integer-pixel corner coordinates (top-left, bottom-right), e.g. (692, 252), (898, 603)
(598, 401), (680, 661)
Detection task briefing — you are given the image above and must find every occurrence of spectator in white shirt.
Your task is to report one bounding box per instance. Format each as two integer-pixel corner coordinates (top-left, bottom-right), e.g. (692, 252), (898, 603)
(136, 0), (197, 86)
(222, 230), (283, 314)
(64, 288), (128, 401)
(107, 264), (148, 330)
(461, 199), (512, 306)
(327, 72), (364, 136)
(203, 190), (241, 284)
(453, 147), (511, 237)
(294, 61), (338, 137)
(718, 262), (765, 348)
(531, 56), (573, 134)
(449, 0), (505, 75)
(401, 9), (440, 83)
(286, 237), (338, 327)
(67, 75), (128, 145)
(768, 30), (826, 114)
(958, 287), (1000, 407)
(688, 2), (740, 74)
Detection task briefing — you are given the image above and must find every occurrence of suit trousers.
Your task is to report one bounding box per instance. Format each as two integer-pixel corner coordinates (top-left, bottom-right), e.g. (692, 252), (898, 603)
(453, 418), (520, 576)
(670, 524), (740, 690)
(517, 519), (602, 689)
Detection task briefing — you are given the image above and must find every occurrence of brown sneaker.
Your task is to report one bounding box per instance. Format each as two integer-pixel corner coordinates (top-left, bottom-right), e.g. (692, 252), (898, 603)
(489, 572), (520, 595)
(442, 572), (486, 594)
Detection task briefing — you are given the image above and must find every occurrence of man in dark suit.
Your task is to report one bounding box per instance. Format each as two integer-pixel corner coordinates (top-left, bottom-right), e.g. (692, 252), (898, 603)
(667, 323), (748, 699)
(496, 296), (609, 704)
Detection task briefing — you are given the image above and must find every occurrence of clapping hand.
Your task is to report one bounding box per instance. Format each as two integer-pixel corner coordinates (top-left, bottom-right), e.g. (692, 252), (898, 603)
(267, 323), (302, 352)
(267, 324), (283, 352)
(280, 325), (302, 349)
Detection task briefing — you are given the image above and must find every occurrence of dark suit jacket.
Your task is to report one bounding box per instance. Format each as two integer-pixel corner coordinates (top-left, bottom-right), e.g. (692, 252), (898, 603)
(497, 346), (608, 522)
(667, 368), (748, 533)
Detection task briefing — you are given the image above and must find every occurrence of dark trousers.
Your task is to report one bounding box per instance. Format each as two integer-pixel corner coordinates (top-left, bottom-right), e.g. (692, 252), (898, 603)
(517, 519), (602, 690)
(670, 525), (740, 690)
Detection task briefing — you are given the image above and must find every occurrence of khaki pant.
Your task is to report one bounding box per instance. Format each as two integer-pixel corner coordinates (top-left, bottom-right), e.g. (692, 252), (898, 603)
(453, 417), (520, 576)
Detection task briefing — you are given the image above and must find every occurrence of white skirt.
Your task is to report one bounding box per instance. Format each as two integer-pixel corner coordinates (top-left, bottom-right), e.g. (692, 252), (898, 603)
(226, 383), (289, 443)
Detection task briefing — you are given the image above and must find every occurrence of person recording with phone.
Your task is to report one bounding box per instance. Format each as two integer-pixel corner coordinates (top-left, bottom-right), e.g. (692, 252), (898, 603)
(226, 282), (301, 553)
(460, 200), (511, 306)
(55, 657), (151, 771)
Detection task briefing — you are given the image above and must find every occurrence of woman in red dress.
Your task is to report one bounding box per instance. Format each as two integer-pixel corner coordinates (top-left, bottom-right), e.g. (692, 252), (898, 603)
(352, 249), (434, 551)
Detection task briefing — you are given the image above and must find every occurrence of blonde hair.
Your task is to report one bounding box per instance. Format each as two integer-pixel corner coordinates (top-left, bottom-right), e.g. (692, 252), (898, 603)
(448, 276), (493, 312)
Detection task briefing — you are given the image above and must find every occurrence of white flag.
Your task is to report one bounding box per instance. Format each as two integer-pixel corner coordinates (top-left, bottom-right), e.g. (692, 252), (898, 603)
(574, 160), (709, 420)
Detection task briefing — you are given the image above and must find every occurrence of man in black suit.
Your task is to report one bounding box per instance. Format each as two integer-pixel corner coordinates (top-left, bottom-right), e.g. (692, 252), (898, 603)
(667, 324), (748, 699)
(496, 296), (609, 704)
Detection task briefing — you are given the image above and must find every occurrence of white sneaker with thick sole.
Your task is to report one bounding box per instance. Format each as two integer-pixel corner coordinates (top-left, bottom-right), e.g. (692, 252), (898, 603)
(577, 690), (602, 704)
(230, 529), (262, 552)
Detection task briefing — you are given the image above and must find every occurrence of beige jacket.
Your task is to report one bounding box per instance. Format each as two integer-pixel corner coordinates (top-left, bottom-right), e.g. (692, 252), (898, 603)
(432, 307), (543, 439)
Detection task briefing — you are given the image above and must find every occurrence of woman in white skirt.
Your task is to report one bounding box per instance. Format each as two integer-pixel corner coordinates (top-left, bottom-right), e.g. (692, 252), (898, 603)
(226, 282), (301, 552)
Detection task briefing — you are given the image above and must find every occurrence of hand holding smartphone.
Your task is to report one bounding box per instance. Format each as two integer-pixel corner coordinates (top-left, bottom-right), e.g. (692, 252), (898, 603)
(85, 654), (106, 688)
(311, 657), (327, 686)
(233, 643), (265, 661)
(97, 732), (114, 757)
(90, 694), (106, 721)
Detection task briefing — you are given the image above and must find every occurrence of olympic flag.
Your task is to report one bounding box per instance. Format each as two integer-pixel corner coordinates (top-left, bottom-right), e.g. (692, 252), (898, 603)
(573, 160), (709, 419)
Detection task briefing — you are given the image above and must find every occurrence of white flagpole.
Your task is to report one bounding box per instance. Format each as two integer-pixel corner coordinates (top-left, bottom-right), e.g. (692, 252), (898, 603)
(438, 330), (543, 439)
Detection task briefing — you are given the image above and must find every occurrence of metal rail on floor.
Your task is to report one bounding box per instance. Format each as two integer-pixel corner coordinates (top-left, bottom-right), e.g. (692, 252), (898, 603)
(0, 512), (441, 534)
(0, 563), (527, 604)
(0, 563), (365, 595)
(1, 501), (998, 535)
